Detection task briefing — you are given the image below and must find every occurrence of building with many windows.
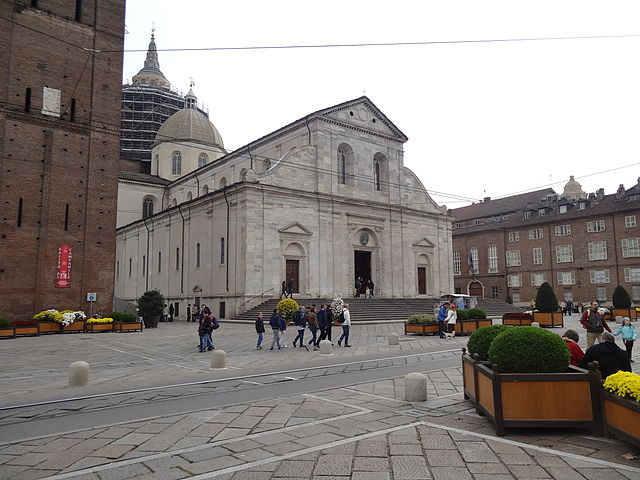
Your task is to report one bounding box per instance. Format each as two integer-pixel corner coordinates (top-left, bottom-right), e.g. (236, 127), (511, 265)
(450, 177), (640, 306)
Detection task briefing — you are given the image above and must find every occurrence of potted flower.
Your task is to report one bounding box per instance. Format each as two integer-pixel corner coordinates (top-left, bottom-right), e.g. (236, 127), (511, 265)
(532, 282), (564, 328)
(276, 298), (299, 325)
(33, 309), (64, 333)
(109, 311), (143, 332)
(462, 326), (602, 436)
(330, 297), (344, 325)
(137, 290), (164, 328)
(60, 311), (87, 333)
(611, 285), (637, 320)
(86, 317), (114, 332)
(405, 314), (438, 335)
(0, 316), (15, 339)
(602, 371), (640, 447)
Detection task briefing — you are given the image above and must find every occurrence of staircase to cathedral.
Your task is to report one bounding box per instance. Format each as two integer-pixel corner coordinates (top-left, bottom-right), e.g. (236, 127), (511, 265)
(228, 297), (522, 323)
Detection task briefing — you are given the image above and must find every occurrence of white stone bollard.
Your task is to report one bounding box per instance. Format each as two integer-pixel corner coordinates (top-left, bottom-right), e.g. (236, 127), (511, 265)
(68, 361), (90, 387)
(211, 350), (227, 369)
(531, 322), (540, 328)
(388, 333), (399, 346)
(405, 372), (427, 402)
(319, 339), (332, 355)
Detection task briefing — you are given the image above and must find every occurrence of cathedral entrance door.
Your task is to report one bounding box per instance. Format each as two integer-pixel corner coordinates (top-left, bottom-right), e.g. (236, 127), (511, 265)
(354, 250), (371, 294)
(417, 267), (427, 294)
(286, 259), (299, 293)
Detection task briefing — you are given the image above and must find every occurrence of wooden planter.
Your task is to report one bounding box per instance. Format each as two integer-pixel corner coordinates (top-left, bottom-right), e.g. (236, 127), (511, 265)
(404, 324), (439, 335)
(142, 316), (160, 329)
(116, 321), (143, 332)
(533, 312), (564, 328)
(0, 327), (16, 339)
(38, 321), (61, 334)
(462, 353), (603, 436)
(62, 321), (86, 333)
(14, 324), (39, 336)
(602, 391), (640, 448)
(86, 322), (114, 332)
(454, 319), (492, 336)
(502, 314), (533, 326)
(611, 308), (638, 321)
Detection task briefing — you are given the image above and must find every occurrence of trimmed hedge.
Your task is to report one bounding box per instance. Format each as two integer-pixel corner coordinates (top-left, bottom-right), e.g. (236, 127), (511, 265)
(535, 282), (559, 312)
(108, 312), (138, 323)
(407, 314), (436, 325)
(466, 308), (487, 319)
(612, 285), (632, 309)
(0, 317), (10, 328)
(456, 309), (469, 321)
(467, 325), (511, 361)
(488, 326), (569, 373)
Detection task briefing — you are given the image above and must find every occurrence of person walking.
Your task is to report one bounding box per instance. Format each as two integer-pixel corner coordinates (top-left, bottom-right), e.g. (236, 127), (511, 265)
(187, 304), (191, 323)
(293, 305), (308, 350)
(287, 278), (294, 298)
(162, 304), (169, 322)
(255, 312), (265, 349)
(307, 306), (318, 350)
(279, 313), (288, 348)
(168, 303), (174, 322)
(198, 307), (214, 352)
(338, 303), (351, 347)
(325, 304), (334, 344)
(280, 281), (287, 299)
(437, 302), (449, 339)
(613, 317), (637, 362)
(445, 304), (457, 338)
(580, 300), (612, 349)
(354, 278), (361, 297)
(317, 304), (328, 346)
(269, 309), (282, 350)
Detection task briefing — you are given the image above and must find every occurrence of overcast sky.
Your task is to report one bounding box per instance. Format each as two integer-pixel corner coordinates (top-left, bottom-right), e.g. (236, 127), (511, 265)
(122, 0), (640, 208)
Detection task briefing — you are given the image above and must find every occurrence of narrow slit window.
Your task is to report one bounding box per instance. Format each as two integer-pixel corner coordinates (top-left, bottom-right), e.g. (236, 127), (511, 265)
(17, 198), (23, 227)
(70, 99), (76, 122)
(75, 0), (82, 22)
(24, 88), (31, 112)
(64, 203), (69, 231)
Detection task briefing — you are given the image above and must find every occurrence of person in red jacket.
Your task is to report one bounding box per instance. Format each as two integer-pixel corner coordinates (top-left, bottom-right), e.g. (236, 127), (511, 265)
(579, 300), (611, 349)
(562, 329), (584, 366)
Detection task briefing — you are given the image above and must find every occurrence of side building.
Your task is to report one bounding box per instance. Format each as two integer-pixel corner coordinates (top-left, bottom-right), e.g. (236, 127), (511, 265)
(450, 177), (640, 307)
(0, 0), (125, 320)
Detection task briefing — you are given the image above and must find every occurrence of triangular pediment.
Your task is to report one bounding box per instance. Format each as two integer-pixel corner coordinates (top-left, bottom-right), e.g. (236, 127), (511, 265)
(318, 96), (408, 142)
(278, 222), (313, 236)
(413, 237), (435, 248)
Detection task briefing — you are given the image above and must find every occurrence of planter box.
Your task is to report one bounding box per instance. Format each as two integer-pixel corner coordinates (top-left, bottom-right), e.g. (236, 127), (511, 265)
(602, 391), (640, 448)
(502, 314), (533, 326)
(0, 327), (16, 339)
(116, 321), (143, 332)
(454, 319), (491, 336)
(62, 321), (86, 333)
(143, 316), (160, 329)
(14, 324), (39, 336)
(86, 322), (114, 332)
(462, 353), (603, 436)
(611, 308), (638, 321)
(404, 324), (439, 335)
(38, 321), (61, 334)
(533, 312), (564, 328)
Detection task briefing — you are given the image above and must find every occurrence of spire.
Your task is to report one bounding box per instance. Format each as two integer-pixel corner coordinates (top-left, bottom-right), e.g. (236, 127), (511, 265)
(132, 27), (170, 87)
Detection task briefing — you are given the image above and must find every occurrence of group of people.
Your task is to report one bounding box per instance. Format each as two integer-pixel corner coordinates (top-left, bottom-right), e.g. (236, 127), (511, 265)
(354, 278), (374, 298)
(195, 304), (219, 352)
(186, 304), (209, 323)
(280, 279), (295, 299)
(436, 301), (459, 338)
(255, 303), (352, 350)
(561, 300), (585, 315)
(161, 304), (174, 322)
(562, 300), (637, 378)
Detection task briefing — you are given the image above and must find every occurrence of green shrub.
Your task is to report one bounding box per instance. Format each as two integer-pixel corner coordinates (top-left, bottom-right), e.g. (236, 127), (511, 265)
(0, 317), (10, 328)
(535, 282), (559, 312)
(488, 326), (569, 373)
(137, 290), (165, 318)
(466, 308), (486, 319)
(456, 309), (469, 321)
(407, 314), (436, 325)
(277, 298), (299, 322)
(467, 325), (511, 361)
(612, 285), (632, 309)
(108, 312), (137, 323)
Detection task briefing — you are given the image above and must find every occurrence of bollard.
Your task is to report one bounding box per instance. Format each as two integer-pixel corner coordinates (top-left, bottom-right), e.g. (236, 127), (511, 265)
(531, 322), (540, 328)
(405, 372), (427, 402)
(68, 361), (90, 387)
(211, 350), (227, 369)
(319, 339), (332, 355)
(388, 333), (399, 346)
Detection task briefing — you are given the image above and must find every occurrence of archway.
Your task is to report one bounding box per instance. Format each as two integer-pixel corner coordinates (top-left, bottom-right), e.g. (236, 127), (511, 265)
(469, 281), (484, 297)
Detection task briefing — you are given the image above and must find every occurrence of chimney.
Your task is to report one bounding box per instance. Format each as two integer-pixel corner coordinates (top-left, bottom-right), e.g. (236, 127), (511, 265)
(596, 188), (604, 200)
(616, 184), (625, 199)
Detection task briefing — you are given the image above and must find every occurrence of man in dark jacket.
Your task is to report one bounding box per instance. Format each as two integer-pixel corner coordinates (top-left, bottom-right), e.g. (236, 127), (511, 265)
(580, 300), (612, 348)
(580, 332), (631, 379)
(437, 302), (449, 339)
(317, 304), (328, 346)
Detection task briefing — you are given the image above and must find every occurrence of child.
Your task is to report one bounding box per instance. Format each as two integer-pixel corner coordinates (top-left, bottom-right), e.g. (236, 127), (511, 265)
(613, 317), (637, 362)
(255, 312), (265, 349)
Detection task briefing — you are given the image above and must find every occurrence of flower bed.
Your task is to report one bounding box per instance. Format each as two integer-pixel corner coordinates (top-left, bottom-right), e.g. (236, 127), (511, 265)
(86, 317), (114, 332)
(602, 371), (640, 447)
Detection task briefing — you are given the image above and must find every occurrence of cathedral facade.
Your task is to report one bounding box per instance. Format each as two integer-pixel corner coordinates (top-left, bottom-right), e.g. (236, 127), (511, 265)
(115, 95), (453, 318)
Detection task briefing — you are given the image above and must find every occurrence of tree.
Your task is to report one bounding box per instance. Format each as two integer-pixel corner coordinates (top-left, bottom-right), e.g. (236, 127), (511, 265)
(535, 282), (559, 312)
(612, 285), (632, 308)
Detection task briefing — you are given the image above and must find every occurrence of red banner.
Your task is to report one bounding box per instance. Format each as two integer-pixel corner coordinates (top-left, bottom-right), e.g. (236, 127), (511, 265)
(55, 245), (72, 288)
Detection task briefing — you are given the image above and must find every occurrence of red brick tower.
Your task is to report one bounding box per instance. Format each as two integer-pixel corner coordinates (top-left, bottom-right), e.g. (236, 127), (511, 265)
(0, 0), (125, 320)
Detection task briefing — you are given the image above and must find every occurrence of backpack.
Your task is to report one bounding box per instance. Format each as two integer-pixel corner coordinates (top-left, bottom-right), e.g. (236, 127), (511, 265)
(212, 316), (220, 330)
(336, 310), (345, 324)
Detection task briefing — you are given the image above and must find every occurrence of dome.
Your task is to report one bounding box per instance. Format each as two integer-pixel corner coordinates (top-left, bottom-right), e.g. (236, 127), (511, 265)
(562, 175), (586, 200)
(155, 108), (224, 149)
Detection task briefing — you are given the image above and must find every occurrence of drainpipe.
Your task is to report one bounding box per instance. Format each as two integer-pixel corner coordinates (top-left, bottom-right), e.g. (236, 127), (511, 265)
(177, 204), (185, 294)
(143, 217), (150, 291)
(223, 187), (230, 292)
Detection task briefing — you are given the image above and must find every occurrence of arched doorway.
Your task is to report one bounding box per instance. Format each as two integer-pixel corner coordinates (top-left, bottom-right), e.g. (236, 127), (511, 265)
(469, 281), (483, 297)
(283, 242), (305, 294)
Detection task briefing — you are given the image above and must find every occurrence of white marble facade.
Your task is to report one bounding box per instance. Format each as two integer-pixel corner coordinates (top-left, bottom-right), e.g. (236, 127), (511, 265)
(115, 97), (453, 318)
